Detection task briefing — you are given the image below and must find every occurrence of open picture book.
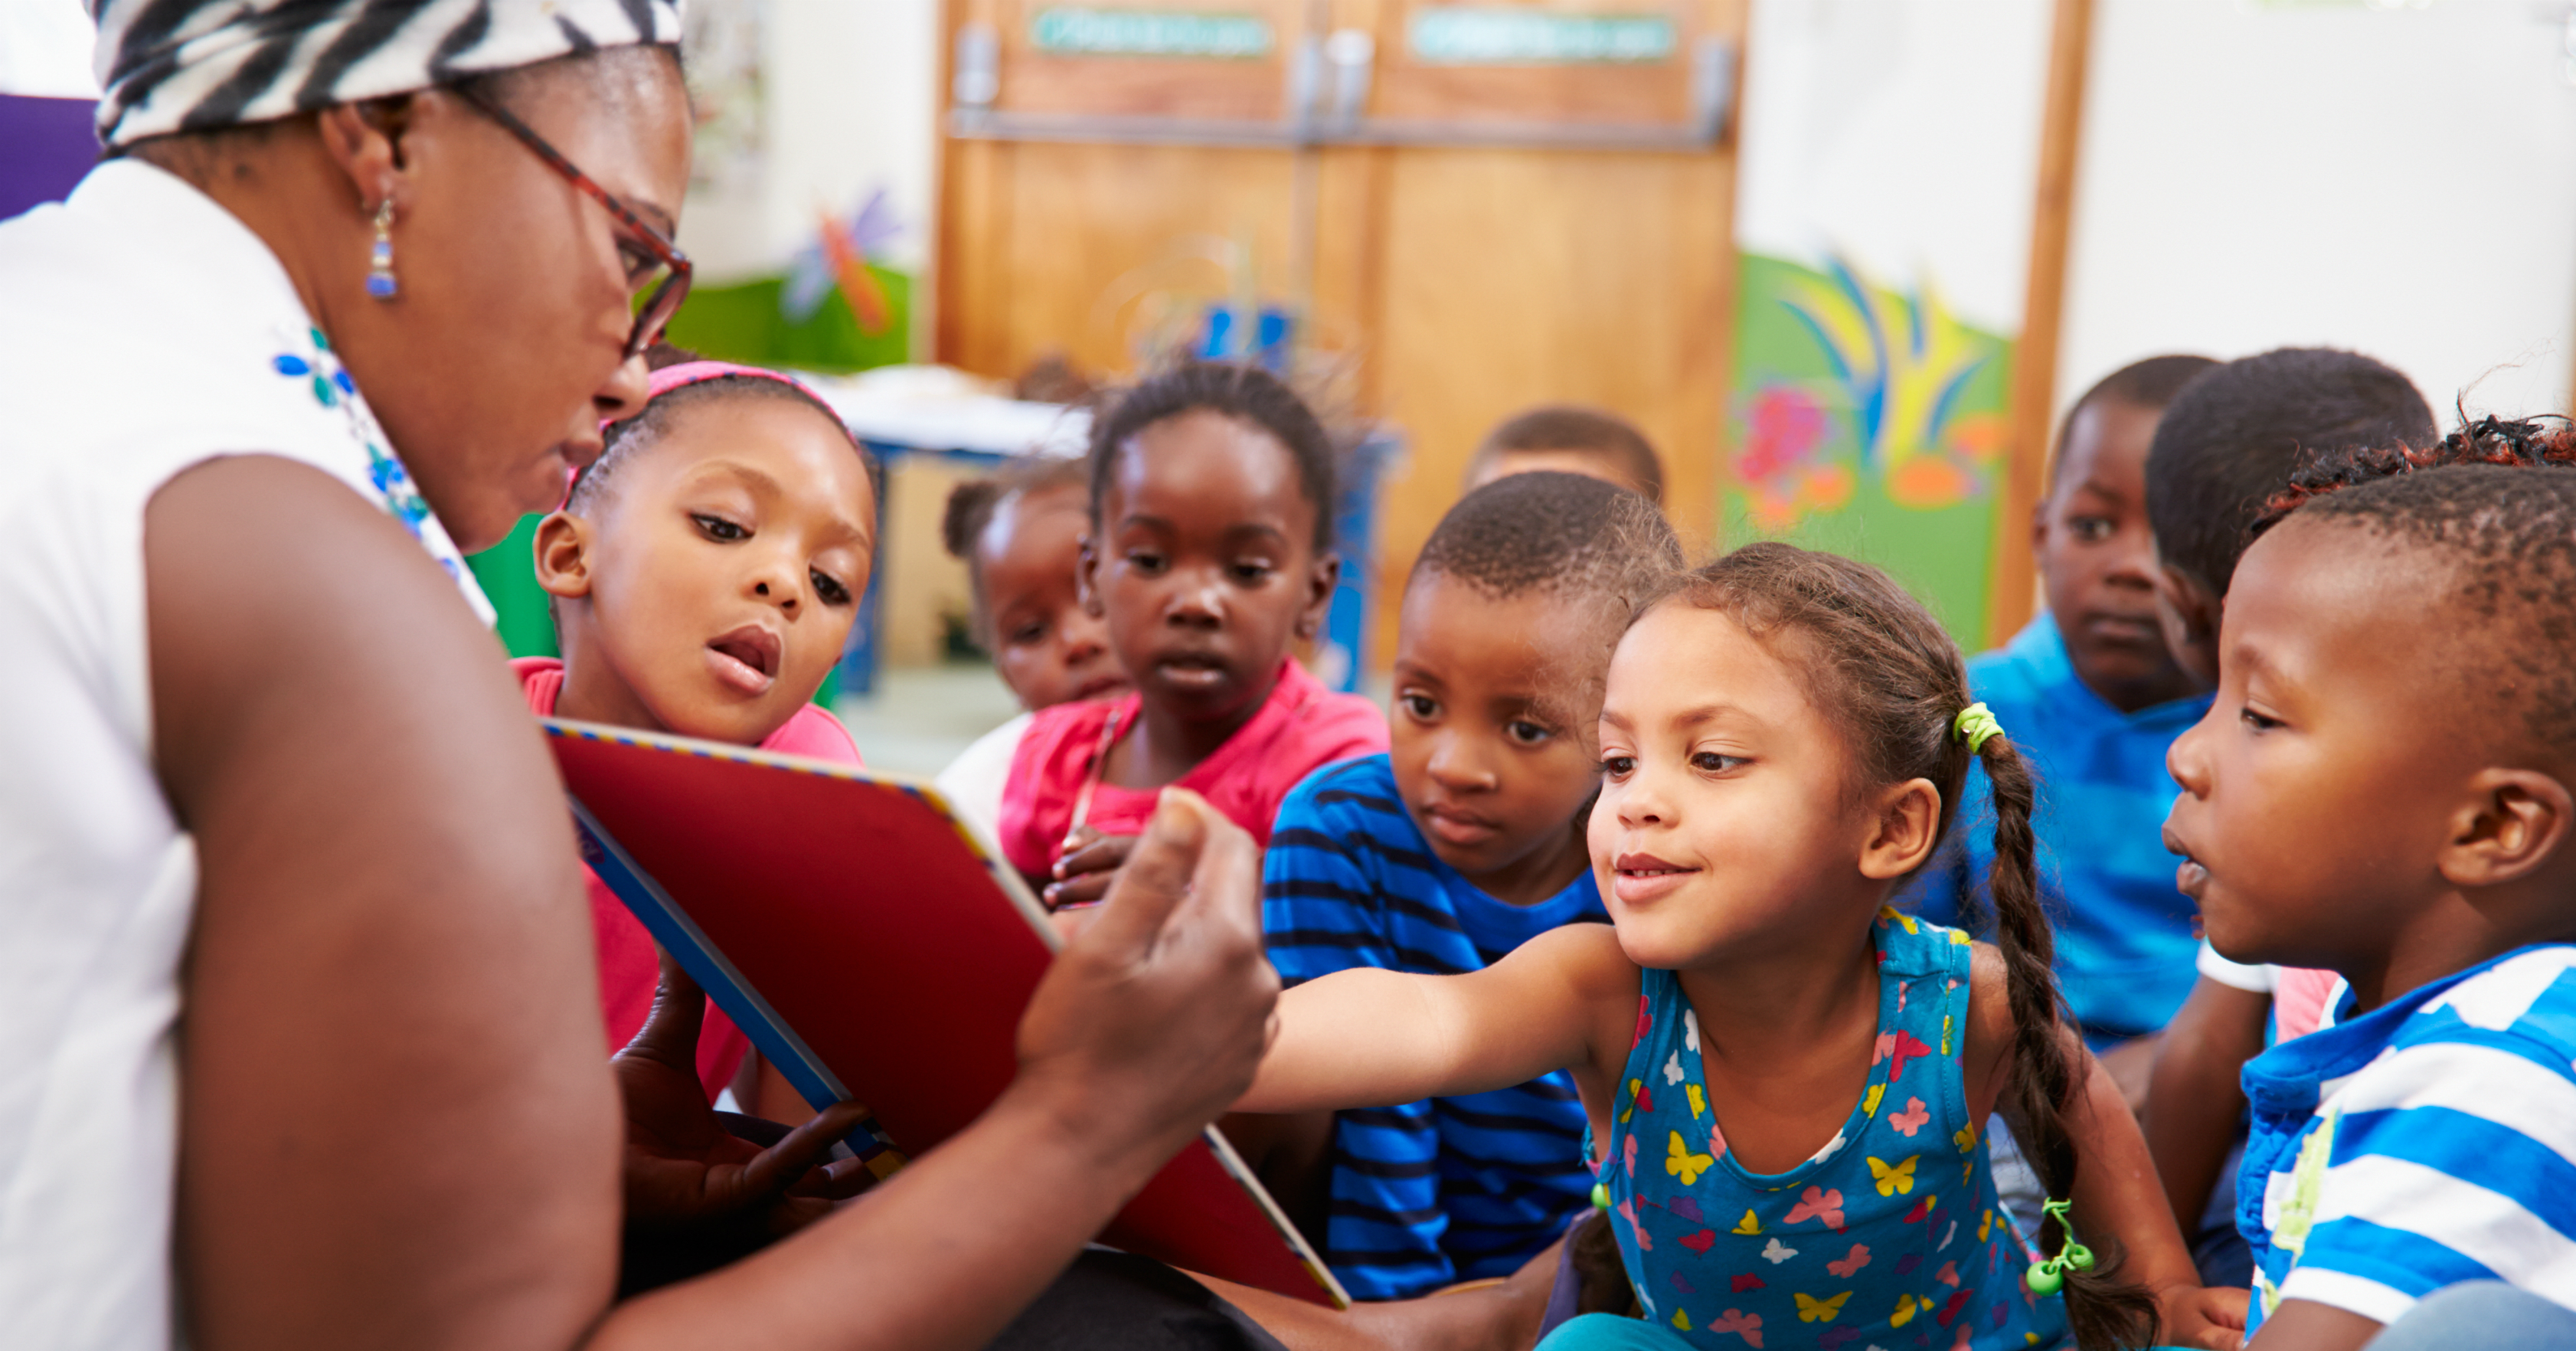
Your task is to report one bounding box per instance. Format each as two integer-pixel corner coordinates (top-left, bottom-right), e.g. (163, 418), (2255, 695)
(541, 716), (1350, 1310)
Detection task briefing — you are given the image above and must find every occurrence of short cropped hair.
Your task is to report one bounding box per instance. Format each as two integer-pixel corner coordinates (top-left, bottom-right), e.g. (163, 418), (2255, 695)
(1088, 361), (1338, 552)
(2048, 355), (2218, 492)
(2257, 455), (2576, 760)
(1413, 470), (1681, 612)
(1468, 406), (1665, 505)
(2144, 348), (2435, 596)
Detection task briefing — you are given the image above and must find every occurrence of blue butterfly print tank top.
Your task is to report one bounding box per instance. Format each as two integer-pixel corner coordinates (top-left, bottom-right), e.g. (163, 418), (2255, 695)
(1596, 908), (2068, 1349)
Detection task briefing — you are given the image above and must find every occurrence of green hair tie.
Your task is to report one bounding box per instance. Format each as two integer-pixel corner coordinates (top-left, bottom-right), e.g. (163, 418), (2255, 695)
(2022, 1198), (2094, 1295)
(1953, 702), (2006, 754)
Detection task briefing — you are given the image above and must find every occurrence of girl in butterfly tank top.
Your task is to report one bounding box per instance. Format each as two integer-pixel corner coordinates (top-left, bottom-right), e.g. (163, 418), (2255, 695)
(1237, 545), (2241, 1350)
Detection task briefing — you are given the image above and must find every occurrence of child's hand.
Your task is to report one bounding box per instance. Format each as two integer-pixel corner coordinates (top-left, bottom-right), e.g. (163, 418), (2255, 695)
(614, 953), (877, 1237)
(1045, 826), (1138, 909)
(2158, 1281), (2250, 1350)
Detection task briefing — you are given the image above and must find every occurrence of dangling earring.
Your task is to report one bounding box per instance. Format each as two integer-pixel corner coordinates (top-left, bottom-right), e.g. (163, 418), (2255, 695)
(365, 199), (397, 300)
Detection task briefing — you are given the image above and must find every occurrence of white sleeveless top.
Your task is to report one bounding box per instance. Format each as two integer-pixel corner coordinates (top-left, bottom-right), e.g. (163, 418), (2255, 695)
(0, 160), (487, 1349)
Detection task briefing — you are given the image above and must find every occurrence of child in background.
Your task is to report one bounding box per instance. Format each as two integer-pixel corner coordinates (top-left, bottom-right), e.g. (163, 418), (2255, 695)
(934, 455), (1130, 844)
(2163, 438), (2576, 1346)
(1463, 404), (1666, 507)
(1907, 355), (2215, 1106)
(999, 361), (1387, 907)
(1241, 543), (2231, 1351)
(1260, 472), (1680, 1299)
(526, 357), (877, 1104)
(2135, 349), (2435, 1284)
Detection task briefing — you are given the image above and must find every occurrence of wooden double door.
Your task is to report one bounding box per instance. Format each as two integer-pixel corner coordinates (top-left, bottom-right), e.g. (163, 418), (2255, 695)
(937, 0), (1748, 660)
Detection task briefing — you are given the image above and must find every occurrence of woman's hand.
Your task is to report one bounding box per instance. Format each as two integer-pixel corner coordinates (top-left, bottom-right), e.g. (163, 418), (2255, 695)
(1044, 826), (1138, 909)
(613, 952), (875, 1237)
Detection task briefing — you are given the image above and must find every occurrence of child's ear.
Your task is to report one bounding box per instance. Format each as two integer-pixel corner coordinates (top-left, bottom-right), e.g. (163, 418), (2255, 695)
(531, 511), (596, 600)
(1858, 777), (1943, 880)
(2438, 767), (2575, 891)
(2151, 561), (2221, 692)
(1293, 551), (1342, 643)
(1075, 532), (1105, 619)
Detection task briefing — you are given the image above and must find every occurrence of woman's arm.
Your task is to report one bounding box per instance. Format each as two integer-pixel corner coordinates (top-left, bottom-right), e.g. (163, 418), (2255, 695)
(1237, 922), (1634, 1115)
(2145, 975), (2270, 1237)
(156, 458), (1283, 1351)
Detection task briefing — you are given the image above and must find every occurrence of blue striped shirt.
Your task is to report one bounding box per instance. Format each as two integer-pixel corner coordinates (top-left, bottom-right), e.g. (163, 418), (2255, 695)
(2239, 944), (2576, 1333)
(1902, 617), (2212, 1044)
(1262, 754), (1605, 1299)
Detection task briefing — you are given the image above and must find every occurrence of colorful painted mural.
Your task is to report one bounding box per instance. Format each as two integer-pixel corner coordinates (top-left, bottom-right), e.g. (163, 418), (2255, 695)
(1727, 251), (2014, 641)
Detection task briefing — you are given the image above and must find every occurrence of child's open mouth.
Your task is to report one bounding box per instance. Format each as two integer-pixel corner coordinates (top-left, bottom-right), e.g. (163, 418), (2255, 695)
(706, 624), (782, 696)
(1612, 852), (1700, 904)
(2162, 826), (2208, 899)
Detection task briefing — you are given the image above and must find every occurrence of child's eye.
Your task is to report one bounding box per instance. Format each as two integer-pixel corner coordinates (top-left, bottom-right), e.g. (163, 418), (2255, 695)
(2240, 705), (2284, 732)
(1691, 751), (1747, 774)
(1008, 621), (1048, 646)
(1231, 561), (1275, 584)
(1600, 754), (1636, 779)
(1126, 550), (1166, 574)
(1505, 719), (1552, 746)
(1400, 692), (1438, 721)
(2070, 516), (2115, 543)
(693, 513), (748, 542)
(811, 568), (852, 606)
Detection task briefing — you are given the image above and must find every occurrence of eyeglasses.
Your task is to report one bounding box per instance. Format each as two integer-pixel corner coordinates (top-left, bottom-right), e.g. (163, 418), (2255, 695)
(452, 83), (691, 361)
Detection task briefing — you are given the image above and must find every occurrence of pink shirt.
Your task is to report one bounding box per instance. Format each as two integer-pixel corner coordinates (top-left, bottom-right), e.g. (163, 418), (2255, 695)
(2273, 966), (2344, 1043)
(514, 657), (863, 1102)
(999, 658), (1387, 879)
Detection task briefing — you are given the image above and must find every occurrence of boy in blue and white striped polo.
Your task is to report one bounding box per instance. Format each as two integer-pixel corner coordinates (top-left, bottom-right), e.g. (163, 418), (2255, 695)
(1260, 472), (1678, 1299)
(2161, 431), (2576, 1348)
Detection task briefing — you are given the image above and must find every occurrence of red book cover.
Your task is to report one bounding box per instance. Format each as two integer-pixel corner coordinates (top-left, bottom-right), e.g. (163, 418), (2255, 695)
(543, 717), (1348, 1309)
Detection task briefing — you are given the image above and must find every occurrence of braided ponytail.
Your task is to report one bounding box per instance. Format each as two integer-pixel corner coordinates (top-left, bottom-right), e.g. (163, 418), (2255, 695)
(1662, 542), (2160, 1349)
(1974, 737), (2159, 1349)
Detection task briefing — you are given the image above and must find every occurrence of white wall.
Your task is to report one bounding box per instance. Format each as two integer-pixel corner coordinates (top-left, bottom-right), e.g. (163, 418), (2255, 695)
(0, 0), (103, 97)
(1737, 0), (2052, 333)
(677, 0), (941, 286)
(2058, 0), (2576, 427)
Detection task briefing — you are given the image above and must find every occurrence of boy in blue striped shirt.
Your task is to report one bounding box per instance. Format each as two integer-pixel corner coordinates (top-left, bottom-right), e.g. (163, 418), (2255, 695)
(2161, 429), (2576, 1348)
(1260, 472), (1679, 1299)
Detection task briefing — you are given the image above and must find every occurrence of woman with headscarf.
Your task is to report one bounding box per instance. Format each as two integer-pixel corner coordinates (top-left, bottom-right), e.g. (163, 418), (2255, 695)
(0, 4), (1283, 1348)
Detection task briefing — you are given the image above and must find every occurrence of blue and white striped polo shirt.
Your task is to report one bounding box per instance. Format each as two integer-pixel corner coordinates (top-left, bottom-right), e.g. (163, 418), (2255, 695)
(1262, 754), (1606, 1300)
(2239, 944), (2576, 1333)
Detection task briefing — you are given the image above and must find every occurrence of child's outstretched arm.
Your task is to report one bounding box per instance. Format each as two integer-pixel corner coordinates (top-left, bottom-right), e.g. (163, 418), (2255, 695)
(1966, 947), (2248, 1350)
(1237, 921), (1637, 1117)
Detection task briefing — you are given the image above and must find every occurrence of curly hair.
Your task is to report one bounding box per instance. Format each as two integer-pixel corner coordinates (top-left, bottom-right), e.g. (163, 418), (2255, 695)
(2254, 414), (2576, 526)
(1087, 360), (1339, 552)
(2250, 429), (2576, 761)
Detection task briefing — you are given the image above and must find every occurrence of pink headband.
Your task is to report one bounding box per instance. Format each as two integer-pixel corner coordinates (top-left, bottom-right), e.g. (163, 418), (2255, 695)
(568, 361), (833, 506)
(642, 359), (825, 407)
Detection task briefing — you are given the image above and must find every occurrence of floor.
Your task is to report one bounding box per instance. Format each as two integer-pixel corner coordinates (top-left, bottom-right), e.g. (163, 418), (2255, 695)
(832, 662), (1025, 779)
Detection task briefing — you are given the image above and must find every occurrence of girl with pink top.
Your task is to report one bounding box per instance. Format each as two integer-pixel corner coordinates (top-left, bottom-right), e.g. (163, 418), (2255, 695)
(1000, 361), (1388, 907)
(525, 353), (877, 1102)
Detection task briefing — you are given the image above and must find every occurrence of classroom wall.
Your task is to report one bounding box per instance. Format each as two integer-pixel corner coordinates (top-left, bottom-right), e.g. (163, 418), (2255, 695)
(2055, 0), (2576, 430)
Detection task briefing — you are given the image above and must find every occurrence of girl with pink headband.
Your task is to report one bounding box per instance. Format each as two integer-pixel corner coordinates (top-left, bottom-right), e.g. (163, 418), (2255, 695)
(527, 352), (878, 1109)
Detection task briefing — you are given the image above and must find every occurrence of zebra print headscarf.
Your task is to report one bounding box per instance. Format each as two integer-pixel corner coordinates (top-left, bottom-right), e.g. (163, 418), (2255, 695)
(90, 0), (683, 150)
